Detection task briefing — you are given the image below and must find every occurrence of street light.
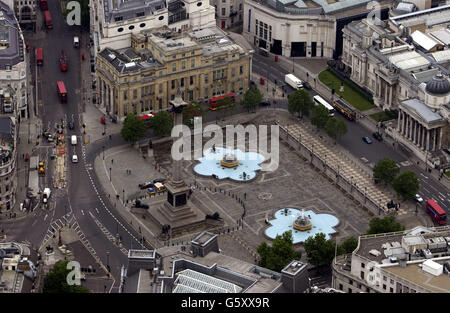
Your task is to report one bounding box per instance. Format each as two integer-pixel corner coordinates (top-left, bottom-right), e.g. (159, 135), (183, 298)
(123, 189), (125, 205)
(102, 145), (105, 160)
(109, 167), (112, 181)
(106, 251), (110, 273)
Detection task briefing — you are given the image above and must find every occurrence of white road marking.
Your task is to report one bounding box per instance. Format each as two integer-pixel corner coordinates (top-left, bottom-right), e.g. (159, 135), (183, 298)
(43, 214), (48, 221)
(81, 210), (84, 216)
(95, 207), (99, 214)
(420, 173), (428, 179)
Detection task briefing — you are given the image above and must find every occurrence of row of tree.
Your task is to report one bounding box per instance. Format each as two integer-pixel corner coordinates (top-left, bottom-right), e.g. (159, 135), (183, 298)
(257, 215), (404, 271)
(373, 158), (420, 200)
(288, 89), (348, 143)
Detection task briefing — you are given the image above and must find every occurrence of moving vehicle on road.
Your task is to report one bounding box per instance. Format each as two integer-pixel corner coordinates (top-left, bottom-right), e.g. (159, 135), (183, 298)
(303, 81), (312, 90)
(209, 94), (235, 111)
(57, 81), (67, 103)
(71, 135), (77, 145)
(284, 74), (303, 90)
(372, 132), (383, 141)
(35, 48), (43, 66)
(39, 0), (48, 10)
(425, 199), (447, 225)
(73, 36), (79, 48)
(42, 188), (51, 204)
(313, 95), (335, 116)
(362, 136), (372, 144)
(333, 99), (357, 121)
(60, 50), (68, 72)
(68, 120), (74, 130)
(44, 10), (53, 29)
(415, 194), (423, 203)
(139, 113), (155, 128)
(72, 155), (78, 163)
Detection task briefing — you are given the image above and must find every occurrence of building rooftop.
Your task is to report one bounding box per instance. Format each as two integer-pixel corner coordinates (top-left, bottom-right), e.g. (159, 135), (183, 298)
(383, 261), (450, 293)
(403, 99), (443, 123)
(173, 269), (243, 293)
(191, 232), (217, 246)
(388, 51), (430, 70)
(0, 2), (25, 69)
(128, 249), (156, 259)
(429, 29), (450, 46)
(411, 30), (441, 52)
(389, 3), (450, 28)
(103, 0), (166, 23)
(281, 260), (307, 276)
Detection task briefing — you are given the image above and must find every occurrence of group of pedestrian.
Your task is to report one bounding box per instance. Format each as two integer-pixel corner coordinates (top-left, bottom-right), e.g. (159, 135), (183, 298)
(126, 169), (132, 175)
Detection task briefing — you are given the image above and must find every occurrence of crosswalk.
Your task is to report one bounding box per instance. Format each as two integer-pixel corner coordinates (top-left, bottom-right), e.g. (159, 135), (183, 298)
(88, 211), (128, 255)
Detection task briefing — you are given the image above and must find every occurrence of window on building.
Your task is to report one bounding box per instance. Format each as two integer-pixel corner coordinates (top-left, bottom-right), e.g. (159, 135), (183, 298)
(172, 63), (176, 72)
(204, 87), (208, 97)
(338, 284), (343, 291)
(123, 91), (127, 100)
(159, 98), (162, 109)
(180, 78), (184, 87)
(159, 84), (163, 93)
(263, 28), (267, 40)
(361, 263), (365, 268)
(239, 66), (243, 75)
(239, 3), (242, 10)
(182, 61), (186, 69)
(390, 279), (394, 284)
(231, 82), (235, 92)
(383, 284), (386, 290)
(205, 74), (209, 83)
(171, 80), (176, 89)
(133, 89), (137, 99)
(255, 20), (258, 35)
(390, 287), (394, 293)
(190, 76), (194, 85)
(348, 279), (353, 286)
(239, 80), (243, 90)
(348, 288), (352, 293)
(222, 8), (225, 15)
(124, 104), (128, 115)
(360, 272), (364, 280)
(383, 276), (387, 281)
(191, 59), (195, 68)
(231, 68), (235, 77)
(239, 14), (242, 21)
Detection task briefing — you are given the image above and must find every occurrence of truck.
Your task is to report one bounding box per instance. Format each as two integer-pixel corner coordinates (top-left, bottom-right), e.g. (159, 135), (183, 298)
(285, 74), (303, 90)
(42, 188), (51, 204)
(60, 50), (68, 72)
(44, 10), (53, 29)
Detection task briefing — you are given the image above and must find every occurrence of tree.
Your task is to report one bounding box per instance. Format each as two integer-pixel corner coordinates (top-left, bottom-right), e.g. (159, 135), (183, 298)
(339, 236), (358, 254)
(325, 117), (348, 143)
(43, 260), (90, 293)
(288, 88), (314, 118)
(182, 101), (205, 128)
(366, 216), (405, 235)
(256, 231), (301, 272)
(241, 86), (263, 112)
(150, 111), (173, 137)
(373, 158), (400, 185)
(304, 233), (337, 267)
(311, 104), (330, 130)
(120, 113), (147, 143)
(392, 170), (419, 200)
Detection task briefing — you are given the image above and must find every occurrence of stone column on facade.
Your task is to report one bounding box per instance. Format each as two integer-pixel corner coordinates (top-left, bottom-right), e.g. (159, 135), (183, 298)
(419, 125), (424, 148)
(426, 129), (430, 151)
(389, 85), (393, 108)
(438, 127), (443, 150)
(397, 110), (401, 132)
(412, 119), (416, 143)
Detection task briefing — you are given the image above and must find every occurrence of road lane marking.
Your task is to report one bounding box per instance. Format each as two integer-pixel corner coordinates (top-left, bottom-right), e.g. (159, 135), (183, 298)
(420, 173), (428, 179)
(95, 208), (99, 214)
(81, 209), (84, 216)
(43, 214), (48, 221)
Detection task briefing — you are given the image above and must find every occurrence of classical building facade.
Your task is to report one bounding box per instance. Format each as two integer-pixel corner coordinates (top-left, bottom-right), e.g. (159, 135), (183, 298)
(0, 1), (28, 120)
(341, 4), (450, 167)
(95, 26), (252, 119)
(90, 0), (216, 54)
(210, 0), (244, 29)
(332, 226), (450, 293)
(242, 0), (392, 58)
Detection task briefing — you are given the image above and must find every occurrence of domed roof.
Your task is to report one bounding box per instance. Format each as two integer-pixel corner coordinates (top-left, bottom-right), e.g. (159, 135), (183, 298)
(425, 73), (450, 95)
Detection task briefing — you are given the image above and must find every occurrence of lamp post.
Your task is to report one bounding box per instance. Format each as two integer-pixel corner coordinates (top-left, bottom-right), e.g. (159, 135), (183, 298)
(364, 187), (367, 204)
(109, 167), (112, 181)
(350, 176), (354, 193)
(102, 145), (105, 160)
(123, 189), (125, 205)
(106, 251), (110, 273)
(292, 56), (295, 73)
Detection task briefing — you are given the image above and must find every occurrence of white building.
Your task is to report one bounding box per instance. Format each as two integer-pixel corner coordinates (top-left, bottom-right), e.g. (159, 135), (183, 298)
(210, 0), (244, 29)
(90, 0), (216, 54)
(341, 5), (450, 168)
(332, 226), (450, 293)
(0, 1), (28, 120)
(242, 0), (392, 58)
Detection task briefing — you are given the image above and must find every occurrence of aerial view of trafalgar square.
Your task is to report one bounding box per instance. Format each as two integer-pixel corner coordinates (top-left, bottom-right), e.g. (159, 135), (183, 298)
(0, 0), (449, 305)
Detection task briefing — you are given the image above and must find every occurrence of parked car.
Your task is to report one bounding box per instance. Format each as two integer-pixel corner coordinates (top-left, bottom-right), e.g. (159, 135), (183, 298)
(303, 82), (312, 90)
(147, 187), (156, 195)
(372, 132), (383, 141)
(362, 136), (373, 144)
(415, 194), (423, 203)
(259, 100), (271, 107)
(139, 181), (154, 190)
(152, 178), (167, 184)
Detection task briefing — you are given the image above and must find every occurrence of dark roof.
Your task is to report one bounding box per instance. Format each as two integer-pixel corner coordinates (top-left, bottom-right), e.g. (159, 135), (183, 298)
(104, 0), (166, 23)
(0, 2), (24, 69)
(425, 73), (450, 95)
(99, 48), (143, 73)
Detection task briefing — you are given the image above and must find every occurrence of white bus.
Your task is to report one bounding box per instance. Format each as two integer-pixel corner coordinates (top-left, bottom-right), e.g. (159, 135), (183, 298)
(313, 95), (335, 116)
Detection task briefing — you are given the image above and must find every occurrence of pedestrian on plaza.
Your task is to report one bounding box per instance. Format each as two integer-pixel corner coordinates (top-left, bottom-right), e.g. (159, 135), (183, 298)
(109, 135), (112, 140)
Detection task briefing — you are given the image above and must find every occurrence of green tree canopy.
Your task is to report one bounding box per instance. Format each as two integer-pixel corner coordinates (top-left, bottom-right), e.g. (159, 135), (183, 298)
(256, 231), (301, 272)
(182, 101), (205, 127)
(288, 88), (314, 118)
(241, 86), (263, 112)
(150, 111), (174, 137)
(304, 232), (337, 267)
(311, 104), (331, 130)
(43, 260), (90, 293)
(325, 117), (348, 143)
(373, 158), (400, 185)
(339, 236), (358, 254)
(392, 170), (419, 200)
(120, 113), (147, 143)
(366, 216), (405, 235)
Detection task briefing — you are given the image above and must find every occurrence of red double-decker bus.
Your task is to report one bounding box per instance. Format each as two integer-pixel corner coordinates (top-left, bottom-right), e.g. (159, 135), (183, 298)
(60, 50), (68, 72)
(40, 0), (48, 10)
(425, 199), (447, 225)
(139, 113), (155, 128)
(44, 10), (53, 29)
(57, 81), (67, 103)
(35, 48), (43, 66)
(209, 93), (235, 111)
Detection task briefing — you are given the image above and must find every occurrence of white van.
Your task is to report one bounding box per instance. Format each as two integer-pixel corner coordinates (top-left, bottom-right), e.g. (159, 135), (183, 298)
(285, 74), (303, 90)
(71, 135), (77, 145)
(73, 36), (79, 48)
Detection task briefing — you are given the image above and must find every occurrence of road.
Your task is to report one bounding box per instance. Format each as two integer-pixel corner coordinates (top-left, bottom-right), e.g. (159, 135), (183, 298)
(251, 53), (450, 216)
